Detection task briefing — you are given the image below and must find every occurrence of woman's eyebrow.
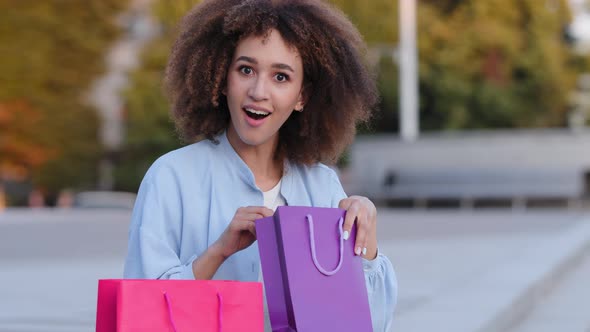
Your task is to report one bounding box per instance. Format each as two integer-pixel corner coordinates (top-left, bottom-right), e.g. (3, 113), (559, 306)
(272, 63), (294, 73)
(236, 56), (295, 73)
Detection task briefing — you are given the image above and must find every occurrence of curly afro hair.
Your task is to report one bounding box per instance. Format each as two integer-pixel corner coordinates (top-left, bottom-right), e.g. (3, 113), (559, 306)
(165, 0), (378, 165)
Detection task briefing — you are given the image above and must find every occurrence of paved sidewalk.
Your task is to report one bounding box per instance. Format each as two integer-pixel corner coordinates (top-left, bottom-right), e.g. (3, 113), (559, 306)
(507, 250), (590, 332)
(0, 209), (129, 332)
(379, 209), (590, 332)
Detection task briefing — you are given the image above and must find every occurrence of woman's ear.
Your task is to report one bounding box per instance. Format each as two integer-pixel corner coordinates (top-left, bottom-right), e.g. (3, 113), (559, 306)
(295, 86), (308, 112)
(294, 101), (305, 112)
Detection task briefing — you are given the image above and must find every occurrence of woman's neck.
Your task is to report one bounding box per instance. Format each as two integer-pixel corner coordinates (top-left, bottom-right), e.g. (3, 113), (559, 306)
(226, 127), (283, 191)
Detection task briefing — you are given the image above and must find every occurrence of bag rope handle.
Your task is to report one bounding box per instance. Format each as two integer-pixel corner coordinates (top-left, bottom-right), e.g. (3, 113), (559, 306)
(163, 290), (223, 332)
(306, 214), (345, 276)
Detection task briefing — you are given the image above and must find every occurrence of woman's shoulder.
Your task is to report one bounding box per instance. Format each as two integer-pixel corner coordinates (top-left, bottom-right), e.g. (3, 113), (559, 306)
(291, 162), (342, 184)
(144, 139), (220, 181)
(161, 139), (218, 162)
(287, 161), (347, 205)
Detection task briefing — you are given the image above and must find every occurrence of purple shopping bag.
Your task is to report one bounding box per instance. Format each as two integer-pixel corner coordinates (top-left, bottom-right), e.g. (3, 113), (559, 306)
(255, 206), (373, 332)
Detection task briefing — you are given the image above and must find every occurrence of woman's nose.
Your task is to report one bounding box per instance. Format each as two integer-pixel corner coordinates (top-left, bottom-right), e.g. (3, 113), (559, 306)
(248, 77), (270, 101)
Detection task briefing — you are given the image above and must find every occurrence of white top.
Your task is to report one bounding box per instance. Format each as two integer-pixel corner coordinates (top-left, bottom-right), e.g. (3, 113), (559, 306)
(262, 179), (286, 212)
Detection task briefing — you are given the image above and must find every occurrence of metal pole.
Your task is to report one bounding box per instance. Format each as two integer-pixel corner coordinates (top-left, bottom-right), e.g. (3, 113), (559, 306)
(399, 0), (419, 141)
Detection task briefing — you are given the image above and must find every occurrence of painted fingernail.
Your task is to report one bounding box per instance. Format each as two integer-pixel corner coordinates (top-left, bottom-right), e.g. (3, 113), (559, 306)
(355, 247), (362, 255)
(343, 231), (350, 240)
(362, 247), (367, 256)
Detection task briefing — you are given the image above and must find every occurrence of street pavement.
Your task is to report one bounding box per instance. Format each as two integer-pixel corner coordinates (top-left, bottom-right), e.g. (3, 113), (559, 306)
(1, 208), (589, 332)
(378, 209), (590, 332)
(0, 209), (129, 332)
(506, 250), (590, 332)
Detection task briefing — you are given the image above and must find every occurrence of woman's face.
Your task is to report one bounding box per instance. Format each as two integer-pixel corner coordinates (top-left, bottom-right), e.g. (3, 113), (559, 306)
(225, 29), (305, 149)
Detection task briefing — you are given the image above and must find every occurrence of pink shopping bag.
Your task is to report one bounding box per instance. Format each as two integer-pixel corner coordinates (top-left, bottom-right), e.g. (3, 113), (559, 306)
(96, 279), (263, 332)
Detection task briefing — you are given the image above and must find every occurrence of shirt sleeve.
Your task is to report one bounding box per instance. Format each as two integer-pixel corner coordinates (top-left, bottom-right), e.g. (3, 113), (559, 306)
(123, 164), (197, 280)
(363, 253), (398, 332)
(328, 167), (398, 331)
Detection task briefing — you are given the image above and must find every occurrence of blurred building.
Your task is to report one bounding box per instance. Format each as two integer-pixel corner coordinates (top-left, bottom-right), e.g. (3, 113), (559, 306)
(88, 0), (159, 190)
(568, 0), (590, 54)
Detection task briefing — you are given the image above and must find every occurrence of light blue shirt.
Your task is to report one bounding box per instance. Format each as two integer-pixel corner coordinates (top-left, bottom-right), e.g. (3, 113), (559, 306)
(124, 132), (397, 331)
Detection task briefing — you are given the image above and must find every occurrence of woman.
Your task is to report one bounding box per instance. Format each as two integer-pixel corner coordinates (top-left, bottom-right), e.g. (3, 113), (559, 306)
(124, 0), (397, 330)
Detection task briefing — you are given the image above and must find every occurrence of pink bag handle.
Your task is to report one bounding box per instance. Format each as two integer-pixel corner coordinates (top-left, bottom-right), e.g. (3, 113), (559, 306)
(163, 291), (223, 332)
(305, 214), (344, 276)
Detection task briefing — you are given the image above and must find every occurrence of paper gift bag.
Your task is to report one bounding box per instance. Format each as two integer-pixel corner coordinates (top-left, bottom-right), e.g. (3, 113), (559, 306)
(256, 206), (373, 332)
(96, 279), (263, 332)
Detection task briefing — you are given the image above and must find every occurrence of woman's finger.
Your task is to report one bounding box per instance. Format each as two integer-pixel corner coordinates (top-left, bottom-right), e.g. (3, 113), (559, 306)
(342, 200), (359, 241)
(338, 198), (351, 210)
(247, 221), (257, 236)
(236, 212), (268, 222)
(230, 215), (262, 233)
(241, 206), (274, 217)
(353, 209), (367, 256)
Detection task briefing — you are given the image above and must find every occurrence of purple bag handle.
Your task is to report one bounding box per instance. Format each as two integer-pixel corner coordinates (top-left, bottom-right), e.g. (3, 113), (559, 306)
(305, 214), (345, 276)
(163, 291), (223, 332)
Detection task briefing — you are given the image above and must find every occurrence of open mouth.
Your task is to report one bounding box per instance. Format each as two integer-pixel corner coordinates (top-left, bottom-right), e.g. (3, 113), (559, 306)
(243, 107), (271, 120)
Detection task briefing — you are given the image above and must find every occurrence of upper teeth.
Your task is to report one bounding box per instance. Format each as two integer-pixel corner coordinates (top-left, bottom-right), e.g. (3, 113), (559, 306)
(245, 108), (269, 116)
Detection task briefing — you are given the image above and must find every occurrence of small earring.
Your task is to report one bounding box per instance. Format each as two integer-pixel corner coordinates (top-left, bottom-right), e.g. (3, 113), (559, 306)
(296, 107), (304, 112)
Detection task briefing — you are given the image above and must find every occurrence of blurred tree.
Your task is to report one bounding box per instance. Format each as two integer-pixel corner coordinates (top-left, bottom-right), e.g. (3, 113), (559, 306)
(0, 100), (54, 179)
(336, 0), (582, 132)
(114, 38), (180, 192)
(114, 1), (204, 192)
(329, 0), (396, 44)
(0, 1), (128, 197)
(329, 0), (397, 135)
(417, 0), (579, 130)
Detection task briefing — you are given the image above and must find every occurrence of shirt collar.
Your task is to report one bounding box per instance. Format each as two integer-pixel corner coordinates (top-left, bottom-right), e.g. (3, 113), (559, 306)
(218, 130), (258, 190)
(217, 130), (297, 203)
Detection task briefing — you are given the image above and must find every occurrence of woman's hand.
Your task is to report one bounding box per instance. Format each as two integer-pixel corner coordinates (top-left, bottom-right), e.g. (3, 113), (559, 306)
(212, 206), (274, 259)
(339, 196), (378, 260)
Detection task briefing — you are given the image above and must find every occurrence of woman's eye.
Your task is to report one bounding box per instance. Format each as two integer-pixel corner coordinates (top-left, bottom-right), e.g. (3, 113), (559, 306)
(240, 66), (253, 75)
(275, 73), (289, 82)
